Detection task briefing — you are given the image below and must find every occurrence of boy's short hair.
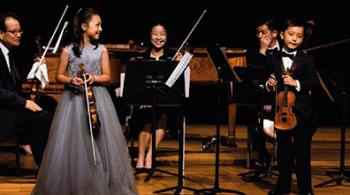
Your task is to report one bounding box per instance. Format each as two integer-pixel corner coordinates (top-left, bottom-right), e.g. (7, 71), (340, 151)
(255, 17), (278, 31)
(281, 18), (306, 32)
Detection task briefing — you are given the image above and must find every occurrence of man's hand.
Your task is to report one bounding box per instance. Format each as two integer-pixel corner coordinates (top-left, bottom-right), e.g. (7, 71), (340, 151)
(25, 100), (42, 112)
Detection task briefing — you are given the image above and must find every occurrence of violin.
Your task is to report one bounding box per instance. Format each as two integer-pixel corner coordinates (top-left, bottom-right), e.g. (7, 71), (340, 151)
(274, 70), (297, 130)
(29, 36), (43, 101)
(80, 64), (100, 137)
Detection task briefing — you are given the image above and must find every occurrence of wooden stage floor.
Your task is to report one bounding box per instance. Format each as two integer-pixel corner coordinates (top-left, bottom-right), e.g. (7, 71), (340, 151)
(1, 125), (350, 195)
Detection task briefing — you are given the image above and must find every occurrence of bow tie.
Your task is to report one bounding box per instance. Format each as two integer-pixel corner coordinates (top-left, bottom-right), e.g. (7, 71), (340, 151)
(281, 52), (295, 60)
(266, 48), (278, 55)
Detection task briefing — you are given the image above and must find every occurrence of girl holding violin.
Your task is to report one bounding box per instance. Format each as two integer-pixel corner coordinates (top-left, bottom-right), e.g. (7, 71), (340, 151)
(266, 18), (319, 195)
(32, 8), (137, 195)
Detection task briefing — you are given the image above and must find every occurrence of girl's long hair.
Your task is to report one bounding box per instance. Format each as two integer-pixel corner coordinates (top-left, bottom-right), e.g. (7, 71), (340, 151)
(72, 8), (99, 57)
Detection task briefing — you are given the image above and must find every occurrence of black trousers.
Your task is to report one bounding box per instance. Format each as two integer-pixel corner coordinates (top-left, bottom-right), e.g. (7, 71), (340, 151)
(275, 116), (315, 193)
(13, 110), (51, 166)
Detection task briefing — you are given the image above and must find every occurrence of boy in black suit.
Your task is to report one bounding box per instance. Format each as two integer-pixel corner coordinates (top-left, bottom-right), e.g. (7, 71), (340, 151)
(266, 18), (319, 195)
(246, 18), (280, 171)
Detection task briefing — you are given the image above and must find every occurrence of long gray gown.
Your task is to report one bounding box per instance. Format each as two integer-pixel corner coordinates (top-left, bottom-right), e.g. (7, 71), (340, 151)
(32, 44), (137, 195)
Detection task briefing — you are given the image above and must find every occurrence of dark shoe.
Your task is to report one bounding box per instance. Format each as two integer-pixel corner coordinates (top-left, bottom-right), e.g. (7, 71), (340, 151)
(135, 167), (145, 174)
(268, 189), (290, 195)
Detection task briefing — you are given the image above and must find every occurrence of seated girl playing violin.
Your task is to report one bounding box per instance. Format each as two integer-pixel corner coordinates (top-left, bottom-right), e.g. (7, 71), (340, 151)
(131, 23), (183, 173)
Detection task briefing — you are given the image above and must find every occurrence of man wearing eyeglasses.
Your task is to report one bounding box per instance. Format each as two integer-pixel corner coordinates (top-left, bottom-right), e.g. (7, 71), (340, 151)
(0, 12), (51, 168)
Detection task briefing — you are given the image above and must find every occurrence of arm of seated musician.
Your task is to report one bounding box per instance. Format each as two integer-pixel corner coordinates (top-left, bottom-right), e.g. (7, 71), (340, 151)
(1, 81), (41, 112)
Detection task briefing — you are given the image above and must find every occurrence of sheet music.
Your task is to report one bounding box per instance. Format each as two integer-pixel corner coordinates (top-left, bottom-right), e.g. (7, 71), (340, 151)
(184, 67), (190, 98)
(116, 73), (125, 97)
(165, 51), (193, 88)
(27, 62), (49, 89)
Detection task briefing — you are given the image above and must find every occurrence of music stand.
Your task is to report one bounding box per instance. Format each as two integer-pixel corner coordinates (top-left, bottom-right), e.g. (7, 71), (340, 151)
(315, 87), (350, 187)
(194, 43), (245, 195)
(233, 66), (278, 181)
(124, 60), (197, 194)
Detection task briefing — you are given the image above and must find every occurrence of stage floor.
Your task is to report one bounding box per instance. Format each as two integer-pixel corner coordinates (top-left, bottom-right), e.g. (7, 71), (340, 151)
(1, 125), (350, 195)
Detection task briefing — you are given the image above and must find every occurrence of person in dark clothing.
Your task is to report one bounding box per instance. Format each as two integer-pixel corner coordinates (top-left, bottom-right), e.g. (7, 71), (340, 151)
(0, 12), (51, 166)
(266, 18), (319, 195)
(132, 23), (182, 172)
(245, 18), (280, 170)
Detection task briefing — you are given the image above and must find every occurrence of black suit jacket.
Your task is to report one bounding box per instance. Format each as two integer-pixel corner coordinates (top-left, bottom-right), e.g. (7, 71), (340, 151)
(266, 51), (319, 126)
(0, 48), (27, 137)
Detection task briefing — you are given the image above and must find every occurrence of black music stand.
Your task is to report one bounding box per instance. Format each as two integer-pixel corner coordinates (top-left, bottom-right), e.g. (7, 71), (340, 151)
(124, 60), (197, 193)
(315, 87), (350, 187)
(233, 66), (278, 181)
(194, 43), (245, 195)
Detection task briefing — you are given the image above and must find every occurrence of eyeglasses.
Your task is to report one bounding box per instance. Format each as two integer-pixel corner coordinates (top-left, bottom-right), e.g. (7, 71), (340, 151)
(5, 29), (23, 36)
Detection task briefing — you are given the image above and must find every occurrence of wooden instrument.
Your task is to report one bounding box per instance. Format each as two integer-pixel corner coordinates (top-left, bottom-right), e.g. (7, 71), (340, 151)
(274, 71), (297, 130)
(80, 64), (100, 136)
(80, 63), (99, 166)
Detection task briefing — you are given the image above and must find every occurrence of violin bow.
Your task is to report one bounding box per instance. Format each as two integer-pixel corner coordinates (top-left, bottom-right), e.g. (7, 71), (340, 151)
(34, 5), (69, 74)
(172, 10), (207, 61)
(81, 65), (97, 166)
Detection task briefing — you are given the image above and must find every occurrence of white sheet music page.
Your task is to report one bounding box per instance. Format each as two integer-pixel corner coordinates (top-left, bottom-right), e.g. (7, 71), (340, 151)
(165, 51), (193, 88)
(115, 73), (125, 97)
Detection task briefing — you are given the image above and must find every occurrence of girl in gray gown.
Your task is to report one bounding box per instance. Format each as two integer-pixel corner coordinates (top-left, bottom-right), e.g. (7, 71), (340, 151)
(32, 8), (137, 195)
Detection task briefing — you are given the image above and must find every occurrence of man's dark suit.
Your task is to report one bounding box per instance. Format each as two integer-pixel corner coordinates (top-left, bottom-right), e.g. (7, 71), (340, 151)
(0, 47), (51, 166)
(266, 51), (319, 194)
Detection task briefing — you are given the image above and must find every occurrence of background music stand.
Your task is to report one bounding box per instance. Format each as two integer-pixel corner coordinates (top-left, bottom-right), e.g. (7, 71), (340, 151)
(315, 87), (350, 187)
(233, 66), (278, 181)
(124, 60), (197, 193)
(194, 43), (245, 195)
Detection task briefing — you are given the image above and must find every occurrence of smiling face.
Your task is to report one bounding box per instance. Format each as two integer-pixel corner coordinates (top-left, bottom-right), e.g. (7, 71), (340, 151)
(82, 14), (102, 41)
(280, 26), (304, 52)
(0, 17), (22, 48)
(150, 24), (167, 50)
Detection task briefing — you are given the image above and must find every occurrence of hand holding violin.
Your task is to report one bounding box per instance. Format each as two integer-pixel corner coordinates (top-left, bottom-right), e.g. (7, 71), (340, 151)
(69, 76), (84, 85)
(282, 74), (297, 87)
(174, 52), (183, 61)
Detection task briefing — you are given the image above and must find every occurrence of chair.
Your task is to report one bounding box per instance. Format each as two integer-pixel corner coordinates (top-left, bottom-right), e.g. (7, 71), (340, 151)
(0, 137), (21, 176)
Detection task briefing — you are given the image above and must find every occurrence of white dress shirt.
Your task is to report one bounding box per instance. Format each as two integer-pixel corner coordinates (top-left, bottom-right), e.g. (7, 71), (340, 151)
(0, 42), (11, 72)
(281, 49), (300, 91)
